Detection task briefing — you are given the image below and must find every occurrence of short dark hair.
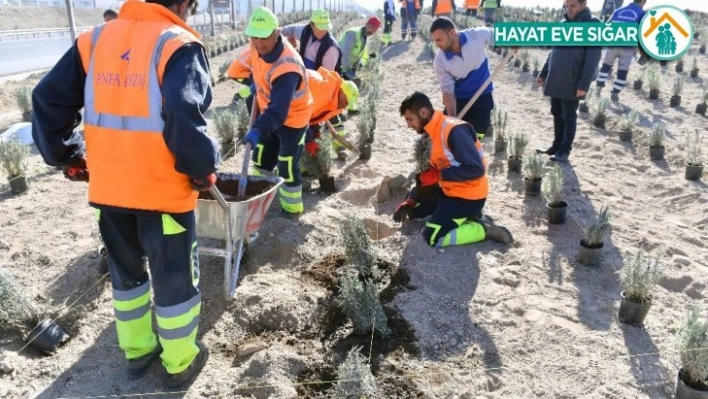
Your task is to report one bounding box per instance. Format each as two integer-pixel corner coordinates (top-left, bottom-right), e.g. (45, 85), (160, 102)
(633, 0), (644, 3)
(400, 92), (434, 116)
(103, 9), (118, 18)
(146, 0), (199, 14)
(430, 17), (455, 34)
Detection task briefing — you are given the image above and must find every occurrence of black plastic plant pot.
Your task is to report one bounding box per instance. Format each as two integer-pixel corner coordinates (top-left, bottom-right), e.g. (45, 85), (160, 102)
(524, 178), (542, 196)
(358, 145), (372, 161)
(522, 64), (529, 73)
(578, 103), (589, 113)
(593, 115), (606, 129)
(547, 201), (567, 225)
(618, 291), (652, 326)
(507, 156), (522, 173)
(696, 103), (707, 115)
(25, 318), (70, 354)
(578, 239), (603, 266)
(690, 69), (699, 78)
(9, 176), (28, 194)
(513, 59), (521, 68)
(318, 176), (337, 193)
(633, 80), (643, 90)
(619, 130), (632, 142)
(494, 138), (507, 154)
(22, 111), (32, 123)
(649, 89), (660, 100)
(676, 64), (684, 73)
(650, 145), (665, 161)
(485, 125), (494, 139)
(670, 95), (682, 107)
(532, 70), (540, 78)
(686, 164), (704, 181)
(700, 45), (707, 55)
(675, 367), (708, 399)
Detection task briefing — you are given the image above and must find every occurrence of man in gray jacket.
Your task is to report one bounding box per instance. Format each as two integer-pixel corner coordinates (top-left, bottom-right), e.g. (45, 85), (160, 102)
(536, 0), (602, 163)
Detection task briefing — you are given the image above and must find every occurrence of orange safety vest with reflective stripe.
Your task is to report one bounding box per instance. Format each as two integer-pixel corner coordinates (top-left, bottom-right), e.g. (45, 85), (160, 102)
(434, 0), (453, 14)
(226, 48), (251, 80)
(426, 111), (488, 200)
(308, 67), (344, 125)
(76, 0), (202, 213)
(250, 41), (313, 129)
(465, 0), (480, 9)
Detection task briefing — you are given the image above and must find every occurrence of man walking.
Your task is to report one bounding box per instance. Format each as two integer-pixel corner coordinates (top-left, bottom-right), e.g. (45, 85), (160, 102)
(32, 0), (218, 390)
(431, 0), (456, 19)
(595, 0), (647, 101)
(430, 17), (495, 141)
(281, 10), (342, 72)
(241, 7), (314, 216)
(393, 92), (513, 248)
(482, 0), (500, 26)
(338, 16), (381, 80)
(536, 0), (602, 163)
(383, 0), (396, 45)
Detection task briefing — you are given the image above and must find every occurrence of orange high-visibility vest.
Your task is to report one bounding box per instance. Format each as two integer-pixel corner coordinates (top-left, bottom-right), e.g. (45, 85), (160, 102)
(307, 67), (345, 125)
(465, 0), (480, 9)
(76, 0), (203, 213)
(435, 0), (453, 14)
(228, 50), (340, 126)
(250, 40), (313, 129)
(426, 111), (488, 200)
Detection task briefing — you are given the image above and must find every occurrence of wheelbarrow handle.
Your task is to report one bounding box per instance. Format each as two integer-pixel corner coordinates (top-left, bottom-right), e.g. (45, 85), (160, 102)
(208, 185), (231, 211)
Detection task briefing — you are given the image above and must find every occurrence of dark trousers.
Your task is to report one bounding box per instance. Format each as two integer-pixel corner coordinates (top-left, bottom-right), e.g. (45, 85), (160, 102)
(411, 186), (486, 246)
(550, 98), (580, 154)
(252, 127), (306, 187)
(443, 92), (495, 138)
(384, 16), (394, 34)
(99, 209), (199, 307)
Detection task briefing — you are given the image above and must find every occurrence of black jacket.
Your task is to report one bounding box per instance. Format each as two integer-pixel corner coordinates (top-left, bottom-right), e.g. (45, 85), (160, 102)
(539, 8), (602, 101)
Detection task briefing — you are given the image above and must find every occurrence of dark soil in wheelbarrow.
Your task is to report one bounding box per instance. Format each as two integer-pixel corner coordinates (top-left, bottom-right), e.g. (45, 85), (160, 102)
(198, 179), (274, 202)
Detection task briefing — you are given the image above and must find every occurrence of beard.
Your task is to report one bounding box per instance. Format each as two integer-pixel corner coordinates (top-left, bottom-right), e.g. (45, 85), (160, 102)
(416, 115), (430, 134)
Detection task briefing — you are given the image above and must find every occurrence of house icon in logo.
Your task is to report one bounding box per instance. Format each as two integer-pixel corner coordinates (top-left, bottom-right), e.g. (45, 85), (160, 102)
(638, 6), (693, 61)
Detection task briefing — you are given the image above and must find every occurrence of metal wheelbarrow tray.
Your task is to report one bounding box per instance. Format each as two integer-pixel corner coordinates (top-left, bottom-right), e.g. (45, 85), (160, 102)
(195, 172), (284, 299)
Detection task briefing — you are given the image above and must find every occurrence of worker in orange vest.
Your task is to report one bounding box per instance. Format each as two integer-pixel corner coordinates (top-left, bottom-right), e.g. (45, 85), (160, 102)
(31, 0), (218, 391)
(393, 92), (513, 248)
(240, 7), (314, 216)
(227, 51), (356, 160)
(431, 0), (456, 18)
(464, 0), (480, 16)
(399, 0), (420, 40)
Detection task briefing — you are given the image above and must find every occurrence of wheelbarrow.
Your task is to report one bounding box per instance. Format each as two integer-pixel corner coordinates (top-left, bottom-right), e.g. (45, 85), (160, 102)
(195, 172), (284, 299)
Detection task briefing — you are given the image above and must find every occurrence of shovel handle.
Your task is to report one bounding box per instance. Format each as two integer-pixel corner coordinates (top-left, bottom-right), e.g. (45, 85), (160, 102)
(457, 49), (517, 119)
(237, 100), (260, 198)
(325, 120), (360, 154)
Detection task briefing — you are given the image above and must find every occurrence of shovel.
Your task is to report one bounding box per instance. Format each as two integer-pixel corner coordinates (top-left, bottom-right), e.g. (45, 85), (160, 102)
(325, 120), (360, 154)
(237, 100), (260, 198)
(456, 48), (517, 119)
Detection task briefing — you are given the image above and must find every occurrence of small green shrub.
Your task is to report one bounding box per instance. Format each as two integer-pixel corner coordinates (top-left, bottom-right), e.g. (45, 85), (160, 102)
(212, 109), (238, 143)
(335, 346), (377, 399)
(649, 123), (665, 147)
(542, 164), (564, 206)
(339, 274), (389, 336)
(414, 135), (432, 173)
(0, 267), (36, 329)
(493, 108), (508, 142)
(676, 308), (708, 390)
(686, 131), (704, 166)
(301, 130), (333, 178)
(617, 109), (639, 132)
(15, 86), (32, 114)
(523, 152), (545, 181)
(0, 136), (30, 178)
(509, 133), (528, 158)
(619, 250), (662, 304)
(338, 215), (376, 276)
(583, 206), (612, 247)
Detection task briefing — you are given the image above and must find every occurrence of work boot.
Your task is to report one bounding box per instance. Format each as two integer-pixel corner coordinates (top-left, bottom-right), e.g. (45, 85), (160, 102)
(535, 147), (557, 155)
(163, 341), (209, 391)
(98, 245), (109, 275)
(550, 152), (569, 163)
(337, 147), (348, 161)
(611, 93), (620, 102)
(127, 343), (162, 379)
(596, 81), (605, 88)
(482, 223), (514, 244)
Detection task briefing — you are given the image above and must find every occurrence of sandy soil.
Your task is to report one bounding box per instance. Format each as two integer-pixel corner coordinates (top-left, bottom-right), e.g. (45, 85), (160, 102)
(1, 11), (708, 399)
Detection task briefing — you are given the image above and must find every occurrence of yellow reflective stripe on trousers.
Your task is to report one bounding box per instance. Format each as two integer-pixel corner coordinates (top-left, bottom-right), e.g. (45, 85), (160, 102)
(279, 184), (303, 213)
(253, 143), (265, 167)
(278, 155), (295, 183)
(155, 293), (201, 374)
(84, 26), (179, 133)
(112, 282), (157, 359)
(162, 214), (186, 235)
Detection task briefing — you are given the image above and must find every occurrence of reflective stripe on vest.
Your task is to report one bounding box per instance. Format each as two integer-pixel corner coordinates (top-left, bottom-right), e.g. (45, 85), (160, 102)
(83, 26), (176, 134)
(440, 118), (485, 169)
(259, 56), (310, 102)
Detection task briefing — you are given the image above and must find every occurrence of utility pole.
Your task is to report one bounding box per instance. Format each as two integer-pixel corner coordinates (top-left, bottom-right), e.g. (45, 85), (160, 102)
(209, 0), (216, 36)
(65, 0), (77, 42)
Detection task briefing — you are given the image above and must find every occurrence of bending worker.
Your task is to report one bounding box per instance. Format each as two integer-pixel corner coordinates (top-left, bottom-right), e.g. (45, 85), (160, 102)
(240, 7), (314, 216)
(227, 50), (356, 161)
(338, 16), (381, 80)
(31, 0), (218, 390)
(595, 0), (646, 101)
(281, 10), (342, 72)
(393, 92), (513, 248)
(430, 17), (495, 141)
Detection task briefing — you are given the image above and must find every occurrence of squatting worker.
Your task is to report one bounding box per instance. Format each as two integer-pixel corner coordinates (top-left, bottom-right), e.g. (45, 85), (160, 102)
(31, 0), (219, 391)
(393, 92), (514, 249)
(240, 7), (314, 217)
(536, 0), (602, 163)
(431, 17), (495, 141)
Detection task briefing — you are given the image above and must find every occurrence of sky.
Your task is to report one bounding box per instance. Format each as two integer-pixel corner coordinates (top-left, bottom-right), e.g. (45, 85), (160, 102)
(353, 0), (708, 13)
